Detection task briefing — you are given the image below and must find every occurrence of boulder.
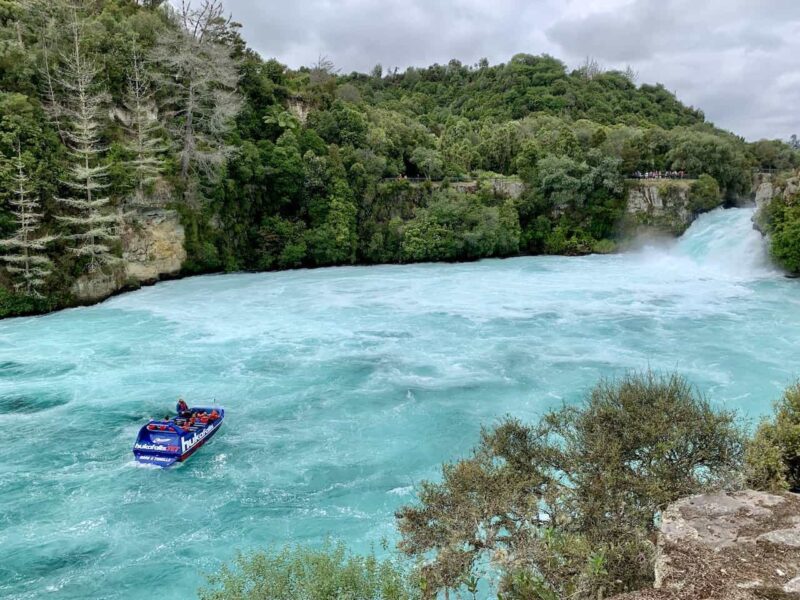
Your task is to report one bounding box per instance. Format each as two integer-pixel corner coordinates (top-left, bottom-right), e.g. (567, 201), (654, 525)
(615, 491), (800, 599)
(70, 268), (126, 302)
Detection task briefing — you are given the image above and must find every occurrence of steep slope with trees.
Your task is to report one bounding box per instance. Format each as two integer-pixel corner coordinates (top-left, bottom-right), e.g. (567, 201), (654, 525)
(0, 0), (797, 317)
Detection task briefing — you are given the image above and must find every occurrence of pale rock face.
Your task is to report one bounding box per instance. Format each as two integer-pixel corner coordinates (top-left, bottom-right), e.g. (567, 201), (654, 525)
(626, 181), (693, 234)
(70, 269), (126, 302)
(612, 491), (800, 600)
(287, 97), (311, 124)
(656, 491), (800, 598)
(753, 170), (800, 229)
(754, 179), (774, 212)
(786, 576), (800, 594)
(71, 208), (186, 302)
(122, 209), (186, 283)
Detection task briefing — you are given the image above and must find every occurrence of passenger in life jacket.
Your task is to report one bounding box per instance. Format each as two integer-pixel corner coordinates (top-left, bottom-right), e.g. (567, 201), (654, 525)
(176, 398), (190, 417)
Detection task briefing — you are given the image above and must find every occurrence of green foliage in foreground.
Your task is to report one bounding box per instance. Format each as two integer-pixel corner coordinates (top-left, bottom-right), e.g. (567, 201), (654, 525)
(396, 372), (745, 599)
(202, 374), (800, 600)
(0, 286), (62, 318)
(198, 543), (420, 600)
(746, 382), (800, 491)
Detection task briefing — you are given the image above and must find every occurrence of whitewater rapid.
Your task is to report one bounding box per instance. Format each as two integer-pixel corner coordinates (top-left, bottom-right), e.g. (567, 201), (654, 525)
(1, 207), (798, 599)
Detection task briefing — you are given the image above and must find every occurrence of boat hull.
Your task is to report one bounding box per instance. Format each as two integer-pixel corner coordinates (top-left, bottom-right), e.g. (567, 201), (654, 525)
(133, 407), (224, 468)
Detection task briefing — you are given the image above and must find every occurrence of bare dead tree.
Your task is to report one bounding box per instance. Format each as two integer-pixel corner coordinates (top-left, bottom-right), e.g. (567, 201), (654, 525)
(0, 145), (57, 296)
(623, 65), (640, 84)
(150, 0), (242, 203)
(40, 39), (67, 142)
(578, 56), (604, 80)
(310, 54), (338, 86)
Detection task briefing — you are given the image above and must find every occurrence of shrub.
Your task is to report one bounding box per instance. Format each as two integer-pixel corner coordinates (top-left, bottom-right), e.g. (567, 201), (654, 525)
(769, 202), (800, 274)
(400, 191), (520, 262)
(396, 372), (745, 600)
(689, 174), (722, 213)
(746, 382), (800, 491)
(0, 287), (62, 319)
(591, 238), (617, 254)
(199, 543), (420, 600)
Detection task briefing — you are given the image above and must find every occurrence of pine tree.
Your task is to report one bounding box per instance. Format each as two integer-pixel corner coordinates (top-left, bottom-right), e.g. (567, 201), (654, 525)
(121, 47), (167, 207)
(41, 38), (66, 142)
(0, 146), (57, 296)
(23, 0), (69, 140)
(55, 13), (120, 273)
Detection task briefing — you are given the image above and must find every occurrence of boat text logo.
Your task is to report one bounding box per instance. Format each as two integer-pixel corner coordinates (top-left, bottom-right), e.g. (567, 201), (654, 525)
(180, 421), (219, 454)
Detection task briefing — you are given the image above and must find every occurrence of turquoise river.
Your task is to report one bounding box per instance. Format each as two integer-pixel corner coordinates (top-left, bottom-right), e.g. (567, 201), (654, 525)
(1, 207), (799, 599)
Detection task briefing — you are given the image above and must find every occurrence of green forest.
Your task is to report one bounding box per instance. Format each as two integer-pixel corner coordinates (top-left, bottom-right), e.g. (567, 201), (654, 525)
(1, 0), (799, 317)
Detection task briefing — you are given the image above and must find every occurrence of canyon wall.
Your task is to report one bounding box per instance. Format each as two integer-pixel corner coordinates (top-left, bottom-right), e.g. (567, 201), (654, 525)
(71, 208), (186, 303)
(625, 180), (695, 235)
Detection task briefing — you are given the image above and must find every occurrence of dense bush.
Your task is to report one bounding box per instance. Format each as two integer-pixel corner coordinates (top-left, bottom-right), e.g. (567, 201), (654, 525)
(746, 382), (800, 491)
(198, 543), (420, 600)
(767, 201), (800, 274)
(400, 190), (520, 262)
(396, 372), (745, 599)
(689, 174), (722, 213)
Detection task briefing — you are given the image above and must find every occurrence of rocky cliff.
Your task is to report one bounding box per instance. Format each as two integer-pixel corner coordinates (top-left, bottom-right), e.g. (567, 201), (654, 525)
(754, 172), (800, 224)
(615, 490), (800, 599)
(625, 180), (696, 235)
(70, 208), (186, 303)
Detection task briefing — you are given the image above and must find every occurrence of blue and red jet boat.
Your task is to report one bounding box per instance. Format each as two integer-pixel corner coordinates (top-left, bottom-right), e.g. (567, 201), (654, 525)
(132, 407), (225, 467)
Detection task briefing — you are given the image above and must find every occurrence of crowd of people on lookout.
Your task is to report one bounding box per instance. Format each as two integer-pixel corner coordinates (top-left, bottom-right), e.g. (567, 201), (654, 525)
(631, 170), (688, 179)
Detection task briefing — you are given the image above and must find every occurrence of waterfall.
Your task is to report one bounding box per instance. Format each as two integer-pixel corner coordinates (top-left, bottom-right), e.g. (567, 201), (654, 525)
(639, 207), (777, 280)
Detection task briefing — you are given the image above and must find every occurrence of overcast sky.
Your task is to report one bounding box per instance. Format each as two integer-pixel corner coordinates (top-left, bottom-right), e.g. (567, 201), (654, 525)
(221, 0), (800, 141)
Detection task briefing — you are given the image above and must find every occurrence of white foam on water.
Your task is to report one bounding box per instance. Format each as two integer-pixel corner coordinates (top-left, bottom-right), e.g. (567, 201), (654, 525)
(1, 207), (798, 599)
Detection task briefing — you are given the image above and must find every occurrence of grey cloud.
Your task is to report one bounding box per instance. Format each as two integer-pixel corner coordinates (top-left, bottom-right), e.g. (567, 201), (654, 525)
(225, 0), (558, 73)
(215, 0), (800, 140)
(546, 0), (800, 139)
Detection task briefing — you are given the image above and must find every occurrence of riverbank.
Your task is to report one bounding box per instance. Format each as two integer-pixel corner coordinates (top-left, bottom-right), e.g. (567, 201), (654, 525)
(0, 181), (734, 321)
(2, 208), (797, 599)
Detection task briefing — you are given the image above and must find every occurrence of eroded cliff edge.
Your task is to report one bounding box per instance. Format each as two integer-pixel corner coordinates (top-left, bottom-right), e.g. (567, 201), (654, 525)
(615, 491), (800, 599)
(70, 208), (186, 303)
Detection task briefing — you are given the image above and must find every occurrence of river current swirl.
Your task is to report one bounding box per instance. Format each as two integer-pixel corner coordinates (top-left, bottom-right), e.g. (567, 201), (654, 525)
(1, 207), (798, 599)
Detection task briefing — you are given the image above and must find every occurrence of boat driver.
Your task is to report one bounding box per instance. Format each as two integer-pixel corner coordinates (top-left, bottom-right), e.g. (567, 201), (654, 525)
(176, 397), (190, 417)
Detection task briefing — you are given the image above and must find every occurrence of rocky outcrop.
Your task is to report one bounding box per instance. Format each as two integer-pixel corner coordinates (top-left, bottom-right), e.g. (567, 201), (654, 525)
(424, 178), (524, 199)
(287, 96), (311, 124)
(625, 180), (695, 235)
(753, 171), (800, 236)
(754, 177), (774, 213)
(71, 208), (186, 303)
(121, 208), (186, 283)
(615, 491), (800, 599)
(70, 269), (127, 303)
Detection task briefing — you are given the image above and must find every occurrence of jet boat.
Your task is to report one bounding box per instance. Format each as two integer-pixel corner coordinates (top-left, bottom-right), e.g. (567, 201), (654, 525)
(132, 407), (224, 467)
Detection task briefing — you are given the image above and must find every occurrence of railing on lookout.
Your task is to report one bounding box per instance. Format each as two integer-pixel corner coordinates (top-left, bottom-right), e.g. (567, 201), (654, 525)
(381, 176), (521, 185)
